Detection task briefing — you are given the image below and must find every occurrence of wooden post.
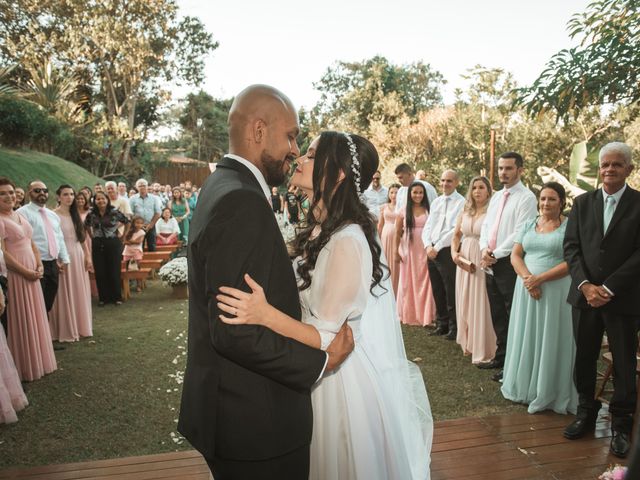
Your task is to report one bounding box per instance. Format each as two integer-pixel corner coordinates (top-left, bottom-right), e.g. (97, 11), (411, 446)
(489, 129), (496, 189)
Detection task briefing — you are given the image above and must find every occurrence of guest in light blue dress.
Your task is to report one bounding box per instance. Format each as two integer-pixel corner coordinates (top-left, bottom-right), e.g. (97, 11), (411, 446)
(501, 182), (578, 414)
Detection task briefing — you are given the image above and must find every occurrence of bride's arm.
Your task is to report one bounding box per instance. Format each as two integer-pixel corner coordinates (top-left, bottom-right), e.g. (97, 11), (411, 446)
(218, 274), (322, 349)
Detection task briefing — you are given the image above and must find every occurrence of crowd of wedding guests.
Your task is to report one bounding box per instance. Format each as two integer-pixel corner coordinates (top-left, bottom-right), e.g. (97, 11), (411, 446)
(366, 142), (639, 459)
(0, 176), (199, 425)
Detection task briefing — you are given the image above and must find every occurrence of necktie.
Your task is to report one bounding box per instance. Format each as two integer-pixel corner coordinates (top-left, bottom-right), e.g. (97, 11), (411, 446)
(39, 207), (59, 259)
(603, 195), (616, 233)
(488, 190), (510, 251)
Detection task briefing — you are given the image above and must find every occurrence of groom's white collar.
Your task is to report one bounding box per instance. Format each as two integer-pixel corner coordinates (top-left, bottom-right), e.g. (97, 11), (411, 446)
(226, 154), (271, 201)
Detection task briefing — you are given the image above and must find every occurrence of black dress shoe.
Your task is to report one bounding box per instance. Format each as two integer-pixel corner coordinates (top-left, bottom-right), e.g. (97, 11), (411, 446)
(429, 327), (449, 336)
(563, 417), (597, 439)
(477, 359), (503, 370)
(444, 331), (457, 340)
(492, 370), (503, 382)
(610, 430), (631, 458)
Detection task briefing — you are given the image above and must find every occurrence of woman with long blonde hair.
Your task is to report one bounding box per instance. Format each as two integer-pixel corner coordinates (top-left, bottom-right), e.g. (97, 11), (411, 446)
(451, 176), (496, 364)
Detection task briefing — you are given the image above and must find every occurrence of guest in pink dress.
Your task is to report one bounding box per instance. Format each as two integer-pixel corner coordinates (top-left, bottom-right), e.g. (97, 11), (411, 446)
(0, 253), (28, 424)
(394, 181), (436, 326)
(49, 185), (93, 342)
(0, 177), (57, 382)
(451, 176), (496, 364)
(77, 191), (98, 299)
(377, 183), (401, 295)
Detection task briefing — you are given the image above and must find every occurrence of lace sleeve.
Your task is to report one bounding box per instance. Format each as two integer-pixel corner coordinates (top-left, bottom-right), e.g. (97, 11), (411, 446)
(306, 229), (371, 350)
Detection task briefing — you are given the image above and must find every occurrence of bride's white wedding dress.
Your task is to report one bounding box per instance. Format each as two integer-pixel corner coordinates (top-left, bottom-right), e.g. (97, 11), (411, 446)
(298, 224), (433, 480)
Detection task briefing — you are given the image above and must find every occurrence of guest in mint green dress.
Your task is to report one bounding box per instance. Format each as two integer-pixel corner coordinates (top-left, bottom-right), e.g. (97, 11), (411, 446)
(169, 188), (190, 244)
(501, 182), (578, 415)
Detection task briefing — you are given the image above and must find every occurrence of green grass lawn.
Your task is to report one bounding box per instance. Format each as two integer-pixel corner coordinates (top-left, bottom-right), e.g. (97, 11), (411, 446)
(0, 147), (102, 194)
(0, 280), (526, 469)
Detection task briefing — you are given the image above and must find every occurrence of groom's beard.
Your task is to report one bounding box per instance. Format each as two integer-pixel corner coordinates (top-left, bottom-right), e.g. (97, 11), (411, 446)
(262, 151), (294, 187)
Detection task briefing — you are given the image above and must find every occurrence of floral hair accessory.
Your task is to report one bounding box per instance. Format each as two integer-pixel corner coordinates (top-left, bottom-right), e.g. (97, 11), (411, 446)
(343, 133), (361, 192)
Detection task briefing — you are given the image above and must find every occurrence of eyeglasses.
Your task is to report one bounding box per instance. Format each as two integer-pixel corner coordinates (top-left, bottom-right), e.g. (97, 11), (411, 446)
(32, 188), (48, 194)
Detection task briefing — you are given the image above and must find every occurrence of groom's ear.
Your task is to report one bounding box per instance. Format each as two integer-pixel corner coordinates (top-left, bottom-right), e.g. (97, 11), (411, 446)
(253, 119), (267, 144)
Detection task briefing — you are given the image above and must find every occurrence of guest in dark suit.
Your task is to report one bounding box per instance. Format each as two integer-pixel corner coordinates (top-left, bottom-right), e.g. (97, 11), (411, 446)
(563, 141), (640, 458)
(178, 85), (354, 480)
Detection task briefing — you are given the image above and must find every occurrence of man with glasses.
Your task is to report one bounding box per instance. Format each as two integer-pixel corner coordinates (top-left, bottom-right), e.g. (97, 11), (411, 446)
(362, 170), (388, 219)
(17, 181), (70, 317)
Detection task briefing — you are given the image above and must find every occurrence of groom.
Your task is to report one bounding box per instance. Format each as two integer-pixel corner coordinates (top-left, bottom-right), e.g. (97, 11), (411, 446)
(178, 85), (354, 480)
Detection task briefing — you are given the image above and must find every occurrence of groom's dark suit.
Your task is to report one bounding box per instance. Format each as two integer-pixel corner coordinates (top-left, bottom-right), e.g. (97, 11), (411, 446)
(564, 186), (640, 432)
(178, 157), (326, 478)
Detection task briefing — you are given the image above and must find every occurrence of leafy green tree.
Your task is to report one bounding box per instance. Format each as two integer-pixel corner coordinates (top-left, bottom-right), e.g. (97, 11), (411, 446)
(313, 55), (445, 132)
(518, 0), (640, 118)
(178, 91), (231, 161)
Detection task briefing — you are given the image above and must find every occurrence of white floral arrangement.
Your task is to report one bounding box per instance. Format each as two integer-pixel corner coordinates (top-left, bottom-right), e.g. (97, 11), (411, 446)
(158, 257), (188, 286)
(275, 212), (297, 244)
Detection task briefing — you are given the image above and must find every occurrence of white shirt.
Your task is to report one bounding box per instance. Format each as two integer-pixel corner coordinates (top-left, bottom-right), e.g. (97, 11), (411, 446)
(110, 196), (133, 217)
(156, 217), (181, 235)
(421, 191), (465, 251)
(0, 248), (6, 277)
(225, 154), (329, 380)
(479, 181), (538, 260)
(17, 203), (70, 264)
(362, 185), (388, 219)
(226, 154), (271, 202)
(395, 180), (438, 214)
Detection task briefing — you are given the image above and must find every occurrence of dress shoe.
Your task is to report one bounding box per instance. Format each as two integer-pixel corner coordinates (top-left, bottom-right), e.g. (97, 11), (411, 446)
(492, 370), (503, 382)
(563, 417), (597, 440)
(477, 359), (503, 370)
(610, 430), (631, 458)
(444, 331), (457, 341)
(429, 327), (449, 337)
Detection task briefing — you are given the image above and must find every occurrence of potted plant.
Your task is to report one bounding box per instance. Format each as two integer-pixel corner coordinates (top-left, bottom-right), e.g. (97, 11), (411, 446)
(159, 257), (188, 299)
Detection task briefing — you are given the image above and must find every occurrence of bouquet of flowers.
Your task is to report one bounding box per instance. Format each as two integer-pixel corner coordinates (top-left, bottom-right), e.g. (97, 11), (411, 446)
(598, 464), (627, 480)
(159, 257), (188, 286)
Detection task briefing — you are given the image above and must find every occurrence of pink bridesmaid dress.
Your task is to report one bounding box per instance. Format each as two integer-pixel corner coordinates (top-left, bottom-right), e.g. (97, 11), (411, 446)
(0, 214), (57, 381)
(49, 214), (93, 342)
(0, 325), (28, 424)
(396, 212), (435, 326)
(380, 204), (400, 295)
(455, 212), (496, 364)
(80, 210), (98, 299)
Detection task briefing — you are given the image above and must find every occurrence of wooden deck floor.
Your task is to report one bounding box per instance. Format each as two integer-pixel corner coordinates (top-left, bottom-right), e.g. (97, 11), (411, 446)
(0, 411), (627, 480)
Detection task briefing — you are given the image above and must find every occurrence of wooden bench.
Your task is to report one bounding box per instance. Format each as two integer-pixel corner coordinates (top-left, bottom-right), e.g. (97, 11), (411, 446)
(142, 251), (172, 263)
(120, 268), (151, 301)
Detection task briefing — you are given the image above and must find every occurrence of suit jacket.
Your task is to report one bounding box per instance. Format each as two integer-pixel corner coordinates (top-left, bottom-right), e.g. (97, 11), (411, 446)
(178, 157), (326, 461)
(564, 186), (640, 314)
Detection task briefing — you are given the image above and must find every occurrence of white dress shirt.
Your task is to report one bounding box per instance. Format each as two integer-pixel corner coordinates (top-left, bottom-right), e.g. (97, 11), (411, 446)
(479, 181), (538, 260)
(421, 191), (465, 251)
(17, 203), (70, 264)
(362, 185), (388, 219)
(0, 248), (6, 277)
(395, 180), (438, 214)
(224, 154), (329, 380)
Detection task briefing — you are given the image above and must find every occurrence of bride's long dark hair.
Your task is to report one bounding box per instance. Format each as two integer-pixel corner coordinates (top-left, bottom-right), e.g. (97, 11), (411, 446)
(292, 131), (384, 293)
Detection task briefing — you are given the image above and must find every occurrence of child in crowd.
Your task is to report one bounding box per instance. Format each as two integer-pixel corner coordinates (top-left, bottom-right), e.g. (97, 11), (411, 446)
(122, 216), (146, 292)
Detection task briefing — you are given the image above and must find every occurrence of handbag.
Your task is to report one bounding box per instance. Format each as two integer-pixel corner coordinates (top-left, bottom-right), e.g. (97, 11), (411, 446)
(457, 256), (476, 274)
(127, 259), (139, 271)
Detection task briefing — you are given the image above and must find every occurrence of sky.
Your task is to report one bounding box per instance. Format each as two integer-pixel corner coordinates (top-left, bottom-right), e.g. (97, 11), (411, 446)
(175, 0), (591, 109)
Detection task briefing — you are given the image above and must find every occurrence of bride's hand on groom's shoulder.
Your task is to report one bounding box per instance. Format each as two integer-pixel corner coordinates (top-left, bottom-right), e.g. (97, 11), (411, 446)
(217, 274), (270, 326)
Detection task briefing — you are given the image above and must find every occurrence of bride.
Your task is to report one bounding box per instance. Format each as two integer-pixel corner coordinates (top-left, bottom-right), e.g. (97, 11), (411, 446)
(217, 131), (433, 480)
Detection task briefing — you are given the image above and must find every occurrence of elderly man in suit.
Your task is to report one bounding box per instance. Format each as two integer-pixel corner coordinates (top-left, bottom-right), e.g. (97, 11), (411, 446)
(563, 142), (640, 458)
(178, 85), (354, 480)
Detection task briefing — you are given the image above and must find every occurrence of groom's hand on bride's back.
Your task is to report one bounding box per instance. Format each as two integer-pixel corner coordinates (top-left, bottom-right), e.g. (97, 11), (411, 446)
(325, 323), (354, 371)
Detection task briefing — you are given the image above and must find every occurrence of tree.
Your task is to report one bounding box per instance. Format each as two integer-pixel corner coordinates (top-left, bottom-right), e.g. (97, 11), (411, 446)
(0, 0), (218, 173)
(312, 55), (445, 132)
(178, 91), (231, 161)
(518, 0), (640, 119)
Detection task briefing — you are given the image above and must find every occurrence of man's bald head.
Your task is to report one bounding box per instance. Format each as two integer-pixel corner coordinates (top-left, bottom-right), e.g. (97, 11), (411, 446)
(227, 85), (301, 186)
(228, 85), (298, 151)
